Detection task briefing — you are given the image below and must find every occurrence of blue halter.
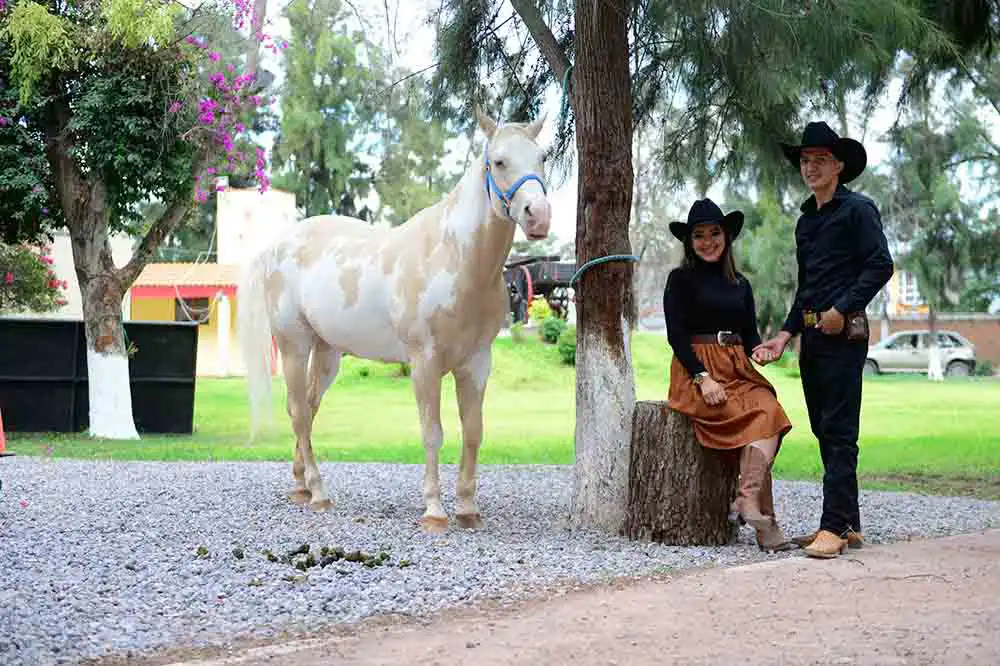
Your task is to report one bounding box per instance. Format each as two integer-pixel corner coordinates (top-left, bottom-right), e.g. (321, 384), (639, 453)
(484, 145), (547, 219)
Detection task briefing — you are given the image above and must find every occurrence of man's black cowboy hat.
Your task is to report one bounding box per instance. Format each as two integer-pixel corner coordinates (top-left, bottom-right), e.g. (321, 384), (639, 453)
(780, 121), (868, 184)
(669, 198), (744, 242)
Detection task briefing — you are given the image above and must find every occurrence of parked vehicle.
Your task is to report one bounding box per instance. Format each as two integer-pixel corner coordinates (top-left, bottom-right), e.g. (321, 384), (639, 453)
(865, 329), (977, 377)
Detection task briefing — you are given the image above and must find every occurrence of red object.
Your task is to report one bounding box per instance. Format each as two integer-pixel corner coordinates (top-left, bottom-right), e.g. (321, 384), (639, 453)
(131, 285), (237, 299)
(0, 408), (12, 457)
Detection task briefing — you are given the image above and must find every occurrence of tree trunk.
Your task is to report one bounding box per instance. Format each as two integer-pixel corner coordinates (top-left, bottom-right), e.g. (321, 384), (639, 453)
(927, 304), (943, 381)
(623, 402), (740, 545)
(568, 0), (636, 532)
(70, 220), (140, 440)
(246, 0), (268, 82)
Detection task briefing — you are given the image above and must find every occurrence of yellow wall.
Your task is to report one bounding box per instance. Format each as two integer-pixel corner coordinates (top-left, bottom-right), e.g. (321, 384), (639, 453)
(130, 294), (241, 376)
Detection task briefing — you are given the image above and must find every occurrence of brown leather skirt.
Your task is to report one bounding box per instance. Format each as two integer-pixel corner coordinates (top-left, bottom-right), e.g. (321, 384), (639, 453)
(667, 344), (792, 450)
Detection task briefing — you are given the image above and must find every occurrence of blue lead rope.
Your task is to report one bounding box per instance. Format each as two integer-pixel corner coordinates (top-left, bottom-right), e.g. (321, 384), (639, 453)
(570, 254), (641, 286)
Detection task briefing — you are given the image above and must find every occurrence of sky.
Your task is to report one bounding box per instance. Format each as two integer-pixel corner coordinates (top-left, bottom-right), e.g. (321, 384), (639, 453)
(252, 0), (998, 244)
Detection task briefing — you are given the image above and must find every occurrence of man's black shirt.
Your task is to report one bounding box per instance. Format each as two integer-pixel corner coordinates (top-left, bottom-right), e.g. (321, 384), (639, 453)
(782, 185), (894, 335)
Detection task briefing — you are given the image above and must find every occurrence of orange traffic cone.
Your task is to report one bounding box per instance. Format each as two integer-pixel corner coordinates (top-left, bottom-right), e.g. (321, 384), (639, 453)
(0, 408), (12, 457)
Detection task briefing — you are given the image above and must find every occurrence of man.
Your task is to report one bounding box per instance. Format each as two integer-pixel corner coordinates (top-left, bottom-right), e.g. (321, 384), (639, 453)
(757, 121), (894, 559)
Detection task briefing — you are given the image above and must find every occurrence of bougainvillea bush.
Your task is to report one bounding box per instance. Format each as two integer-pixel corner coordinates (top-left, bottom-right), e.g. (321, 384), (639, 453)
(0, 242), (67, 312)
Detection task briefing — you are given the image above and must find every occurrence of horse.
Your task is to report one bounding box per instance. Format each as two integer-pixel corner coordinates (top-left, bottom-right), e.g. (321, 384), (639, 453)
(237, 108), (553, 531)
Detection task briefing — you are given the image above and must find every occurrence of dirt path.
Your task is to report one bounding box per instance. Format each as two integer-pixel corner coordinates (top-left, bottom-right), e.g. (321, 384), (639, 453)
(158, 529), (1000, 666)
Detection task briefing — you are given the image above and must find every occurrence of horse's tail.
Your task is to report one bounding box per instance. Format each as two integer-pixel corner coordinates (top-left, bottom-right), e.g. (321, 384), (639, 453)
(237, 248), (276, 440)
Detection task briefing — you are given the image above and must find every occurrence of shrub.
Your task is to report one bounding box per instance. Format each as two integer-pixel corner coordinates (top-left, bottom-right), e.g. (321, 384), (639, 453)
(510, 321), (526, 343)
(974, 360), (995, 377)
(527, 296), (552, 324)
(541, 315), (567, 344)
(557, 326), (576, 365)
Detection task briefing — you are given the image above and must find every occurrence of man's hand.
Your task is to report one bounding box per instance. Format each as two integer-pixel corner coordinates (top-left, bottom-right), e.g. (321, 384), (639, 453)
(699, 376), (727, 406)
(755, 331), (792, 363)
(816, 307), (845, 335)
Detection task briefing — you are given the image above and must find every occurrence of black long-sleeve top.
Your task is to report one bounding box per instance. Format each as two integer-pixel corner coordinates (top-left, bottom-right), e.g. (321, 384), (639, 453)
(662, 261), (763, 378)
(781, 185), (894, 335)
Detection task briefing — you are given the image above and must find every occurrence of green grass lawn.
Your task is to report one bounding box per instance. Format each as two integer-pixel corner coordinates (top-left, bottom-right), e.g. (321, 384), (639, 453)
(8, 332), (1000, 498)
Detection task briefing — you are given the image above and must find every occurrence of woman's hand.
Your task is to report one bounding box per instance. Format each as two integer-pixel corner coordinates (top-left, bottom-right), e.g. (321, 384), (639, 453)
(699, 376), (727, 406)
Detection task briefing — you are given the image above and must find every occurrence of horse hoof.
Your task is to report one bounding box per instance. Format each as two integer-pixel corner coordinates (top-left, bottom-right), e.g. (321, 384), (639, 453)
(288, 489), (311, 505)
(456, 513), (483, 530)
(419, 516), (449, 533)
(309, 499), (334, 511)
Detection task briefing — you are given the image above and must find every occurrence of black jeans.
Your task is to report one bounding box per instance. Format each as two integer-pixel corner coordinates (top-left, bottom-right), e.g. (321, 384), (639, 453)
(799, 328), (868, 535)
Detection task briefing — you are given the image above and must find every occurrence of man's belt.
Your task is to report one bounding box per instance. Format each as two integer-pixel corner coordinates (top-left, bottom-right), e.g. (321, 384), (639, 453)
(691, 331), (743, 346)
(803, 310), (820, 327)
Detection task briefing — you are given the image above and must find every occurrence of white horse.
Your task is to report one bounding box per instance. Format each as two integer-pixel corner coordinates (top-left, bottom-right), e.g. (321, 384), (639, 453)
(237, 108), (552, 531)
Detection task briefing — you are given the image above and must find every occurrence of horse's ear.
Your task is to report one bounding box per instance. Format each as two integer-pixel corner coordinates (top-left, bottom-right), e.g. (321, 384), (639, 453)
(524, 113), (546, 140)
(476, 106), (498, 138)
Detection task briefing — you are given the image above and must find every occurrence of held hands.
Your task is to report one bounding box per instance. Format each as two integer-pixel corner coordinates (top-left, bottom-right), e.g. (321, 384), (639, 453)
(751, 346), (778, 365)
(752, 331), (791, 366)
(698, 376), (727, 406)
(816, 307), (845, 335)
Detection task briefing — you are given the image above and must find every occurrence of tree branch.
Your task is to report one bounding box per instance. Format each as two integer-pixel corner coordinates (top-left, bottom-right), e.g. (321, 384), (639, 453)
(508, 0), (573, 107)
(118, 151), (211, 287)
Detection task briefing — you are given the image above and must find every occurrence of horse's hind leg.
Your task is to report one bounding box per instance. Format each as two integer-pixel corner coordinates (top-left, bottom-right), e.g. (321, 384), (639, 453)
(276, 334), (333, 510)
(300, 339), (340, 510)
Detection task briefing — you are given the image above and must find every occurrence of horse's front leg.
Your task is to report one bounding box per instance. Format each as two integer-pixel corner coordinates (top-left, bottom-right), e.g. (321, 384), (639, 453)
(453, 348), (491, 529)
(410, 358), (447, 532)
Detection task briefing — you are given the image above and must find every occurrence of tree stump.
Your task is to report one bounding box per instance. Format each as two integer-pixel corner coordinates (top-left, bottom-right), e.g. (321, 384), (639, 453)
(622, 400), (740, 545)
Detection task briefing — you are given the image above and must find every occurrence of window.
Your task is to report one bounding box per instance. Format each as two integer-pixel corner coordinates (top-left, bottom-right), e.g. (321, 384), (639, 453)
(937, 333), (962, 349)
(886, 334), (917, 350)
(897, 271), (923, 306)
(175, 297), (211, 325)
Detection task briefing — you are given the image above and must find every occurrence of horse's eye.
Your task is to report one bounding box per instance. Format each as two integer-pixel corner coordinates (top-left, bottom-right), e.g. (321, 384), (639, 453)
(494, 159), (505, 168)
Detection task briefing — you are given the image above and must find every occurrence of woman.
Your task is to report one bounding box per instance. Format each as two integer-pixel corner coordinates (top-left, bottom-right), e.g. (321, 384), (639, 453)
(662, 198), (794, 552)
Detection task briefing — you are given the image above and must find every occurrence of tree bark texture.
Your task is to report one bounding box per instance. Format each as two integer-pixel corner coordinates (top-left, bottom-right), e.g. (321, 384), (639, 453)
(568, 0), (637, 532)
(623, 401), (740, 546)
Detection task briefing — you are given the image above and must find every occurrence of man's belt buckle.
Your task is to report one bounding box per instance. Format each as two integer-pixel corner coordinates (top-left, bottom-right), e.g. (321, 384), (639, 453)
(717, 330), (737, 346)
(804, 311), (818, 327)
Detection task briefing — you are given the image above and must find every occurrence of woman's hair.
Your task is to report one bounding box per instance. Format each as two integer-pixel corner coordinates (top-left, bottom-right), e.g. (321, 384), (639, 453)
(682, 225), (739, 285)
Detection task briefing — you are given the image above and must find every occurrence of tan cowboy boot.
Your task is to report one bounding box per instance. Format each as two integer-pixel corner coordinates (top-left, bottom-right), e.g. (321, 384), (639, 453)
(802, 529), (849, 558)
(734, 445), (769, 526)
(754, 469), (796, 552)
(792, 529), (865, 549)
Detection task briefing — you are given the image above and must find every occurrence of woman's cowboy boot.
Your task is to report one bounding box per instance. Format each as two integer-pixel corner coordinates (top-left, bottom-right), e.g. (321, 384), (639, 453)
(754, 470), (796, 552)
(735, 445), (770, 526)
(802, 530), (849, 558)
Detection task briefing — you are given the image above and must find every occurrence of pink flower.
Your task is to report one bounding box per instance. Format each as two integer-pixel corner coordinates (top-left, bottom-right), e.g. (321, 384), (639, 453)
(41, 256), (54, 265)
(56, 298), (67, 306)
(199, 111), (215, 124)
(4, 271), (13, 284)
(208, 51), (221, 62)
(168, 101), (184, 113)
(0, 117), (8, 127)
(61, 280), (68, 289)
(19, 499), (28, 509)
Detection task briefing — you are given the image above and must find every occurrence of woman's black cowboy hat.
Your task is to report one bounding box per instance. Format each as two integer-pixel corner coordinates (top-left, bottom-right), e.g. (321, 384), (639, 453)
(780, 121), (868, 184)
(669, 198), (744, 242)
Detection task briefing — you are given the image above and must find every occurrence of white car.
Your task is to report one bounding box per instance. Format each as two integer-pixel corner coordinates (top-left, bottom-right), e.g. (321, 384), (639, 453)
(865, 329), (977, 377)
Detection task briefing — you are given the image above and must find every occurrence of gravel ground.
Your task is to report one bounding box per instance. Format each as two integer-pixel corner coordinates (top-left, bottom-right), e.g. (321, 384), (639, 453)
(1, 457), (998, 666)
